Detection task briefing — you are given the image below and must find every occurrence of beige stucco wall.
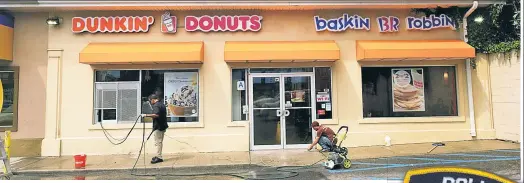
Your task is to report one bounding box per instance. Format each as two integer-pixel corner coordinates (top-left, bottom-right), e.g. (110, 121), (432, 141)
(471, 54), (496, 139)
(486, 50), (521, 142)
(9, 13), (48, 139)
(1, 13), (49, 157)
(35, 9), (493, 156)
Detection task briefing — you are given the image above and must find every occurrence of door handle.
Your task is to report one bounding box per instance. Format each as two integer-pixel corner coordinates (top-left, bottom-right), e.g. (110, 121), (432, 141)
(284, 110), (290, 116)
(276, 110), (282, 117)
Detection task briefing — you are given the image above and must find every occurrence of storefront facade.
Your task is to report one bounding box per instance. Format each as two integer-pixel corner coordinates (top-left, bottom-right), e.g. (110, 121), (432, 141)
(1, 1), (501, 156)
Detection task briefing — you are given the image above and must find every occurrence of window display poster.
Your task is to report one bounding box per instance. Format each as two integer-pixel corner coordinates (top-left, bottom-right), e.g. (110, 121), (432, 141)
(164, 72), (198, 117)
(391, 68), (425, 112)
(291, 90), (305, 102)
(316, 92), (330, 102)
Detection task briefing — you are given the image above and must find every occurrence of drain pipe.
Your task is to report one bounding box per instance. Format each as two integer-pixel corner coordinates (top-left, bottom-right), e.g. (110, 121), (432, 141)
(463, 1), (478, 137)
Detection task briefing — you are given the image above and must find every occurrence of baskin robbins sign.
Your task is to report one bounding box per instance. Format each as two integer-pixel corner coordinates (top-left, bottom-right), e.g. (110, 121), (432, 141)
(72, 12), (262, 33)
(314, 14), (456, 33)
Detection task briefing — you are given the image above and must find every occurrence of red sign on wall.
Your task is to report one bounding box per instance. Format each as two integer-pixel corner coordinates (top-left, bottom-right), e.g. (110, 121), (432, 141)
(72, 16), (155, 33)
(185, 15), (262, 32)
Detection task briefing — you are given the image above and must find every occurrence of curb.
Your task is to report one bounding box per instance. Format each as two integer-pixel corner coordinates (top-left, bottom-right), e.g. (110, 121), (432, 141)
(12, 163), (256, 174)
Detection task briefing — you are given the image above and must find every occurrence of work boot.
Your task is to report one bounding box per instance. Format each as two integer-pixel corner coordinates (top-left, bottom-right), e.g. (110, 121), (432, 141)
(151, 157), (164, 164)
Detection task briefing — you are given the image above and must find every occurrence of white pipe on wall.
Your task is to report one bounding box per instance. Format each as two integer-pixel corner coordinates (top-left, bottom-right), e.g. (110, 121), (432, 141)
(463, 1), (478, 137)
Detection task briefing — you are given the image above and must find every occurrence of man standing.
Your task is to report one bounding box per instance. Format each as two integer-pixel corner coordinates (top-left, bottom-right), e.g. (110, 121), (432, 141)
(307, 121), (335, 152)
(142, 94), (168, 164)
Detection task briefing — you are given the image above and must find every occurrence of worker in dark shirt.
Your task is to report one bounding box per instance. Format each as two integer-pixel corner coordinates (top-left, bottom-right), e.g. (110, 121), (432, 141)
(307, 121), (335, 152)
(142, 94), (168, 164)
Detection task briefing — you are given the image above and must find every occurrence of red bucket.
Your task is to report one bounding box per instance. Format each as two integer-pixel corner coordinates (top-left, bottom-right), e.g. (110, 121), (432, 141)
(74, 154), (87, 169)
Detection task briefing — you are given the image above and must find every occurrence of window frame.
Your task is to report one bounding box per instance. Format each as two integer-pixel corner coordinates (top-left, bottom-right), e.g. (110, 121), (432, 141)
(93, 81), (141, 124)
(93, 68), (201, 125)
(231, 67), (334, 121)
(360, 64), (460, 118)
(313, 67), (334, 120)
(231, 68), (249, 122)
(0, 66), (19, 132)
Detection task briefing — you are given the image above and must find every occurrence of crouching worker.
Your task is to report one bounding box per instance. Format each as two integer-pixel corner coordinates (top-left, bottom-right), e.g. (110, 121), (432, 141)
(307, 121), (335, 152)
(142, 94), (168, 164)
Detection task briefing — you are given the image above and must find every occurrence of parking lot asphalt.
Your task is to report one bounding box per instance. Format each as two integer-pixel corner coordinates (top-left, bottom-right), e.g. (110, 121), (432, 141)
(326, 148), (521, 181)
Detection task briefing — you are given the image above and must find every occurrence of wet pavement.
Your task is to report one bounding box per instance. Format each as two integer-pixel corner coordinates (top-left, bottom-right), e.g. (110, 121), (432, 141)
(7, 148), (521, 180)
(327, 149), (521, 181)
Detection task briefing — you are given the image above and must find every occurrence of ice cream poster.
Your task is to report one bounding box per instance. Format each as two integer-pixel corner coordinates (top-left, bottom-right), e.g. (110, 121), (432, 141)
(391, 68), (425, 112)
(164, 72), (198, 117)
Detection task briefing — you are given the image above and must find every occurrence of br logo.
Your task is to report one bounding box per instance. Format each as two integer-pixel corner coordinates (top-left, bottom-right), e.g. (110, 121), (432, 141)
(404, 167), (515, 183)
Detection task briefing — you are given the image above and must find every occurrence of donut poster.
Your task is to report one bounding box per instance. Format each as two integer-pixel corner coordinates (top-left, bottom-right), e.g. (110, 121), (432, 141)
(391, 68), (425, 112)
(164, 72), (199, 117)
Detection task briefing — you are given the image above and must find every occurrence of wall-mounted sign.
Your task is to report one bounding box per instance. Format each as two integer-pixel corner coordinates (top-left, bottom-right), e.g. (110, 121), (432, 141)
(185, 15), (262, 32)
(377, 16), (400, 32)
(161, 12), (177, 33)
(72, 16), (155, 33)
(314, 14), (371, 32)
(314, 14), (456, 32)
(406, 14), (456, 31)
(236, 81), (245, 91)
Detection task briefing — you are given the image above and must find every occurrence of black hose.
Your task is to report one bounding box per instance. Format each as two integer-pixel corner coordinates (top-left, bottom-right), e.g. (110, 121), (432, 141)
(99, 115), (329, 180)
(99, 116), (142, 145)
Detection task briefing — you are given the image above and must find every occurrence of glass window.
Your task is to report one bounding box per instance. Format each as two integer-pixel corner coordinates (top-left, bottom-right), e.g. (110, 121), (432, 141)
(93, 80), (141, 124)
(95, 70), (140, 82)
(314, 67), (333, 119)
(249, 68), (313, 73)
(362, 66), (458, 118)
(141, 70), (199, 123)
(0, 70), (17, 130)
(232, 69), (248, 121)
(94, 69), (200, 124)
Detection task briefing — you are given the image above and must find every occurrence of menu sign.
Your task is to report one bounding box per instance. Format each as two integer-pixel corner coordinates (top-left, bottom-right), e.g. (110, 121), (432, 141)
(391, 68), (425, 112)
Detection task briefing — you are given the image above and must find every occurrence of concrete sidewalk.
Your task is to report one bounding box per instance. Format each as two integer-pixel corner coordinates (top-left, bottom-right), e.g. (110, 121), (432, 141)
(7, 140), (520, 173)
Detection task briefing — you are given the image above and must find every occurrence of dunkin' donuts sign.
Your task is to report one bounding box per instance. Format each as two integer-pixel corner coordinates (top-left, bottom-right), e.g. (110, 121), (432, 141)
(72, 16), (155, 33)
(185, 15), (262, 32)
(72, 13), (262, 33)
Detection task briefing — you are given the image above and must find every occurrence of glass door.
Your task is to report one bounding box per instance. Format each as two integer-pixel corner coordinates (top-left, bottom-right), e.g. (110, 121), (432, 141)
(249, 75), (283, 150)
(249, 73), (315, 150)
(283, 75), (314, 148)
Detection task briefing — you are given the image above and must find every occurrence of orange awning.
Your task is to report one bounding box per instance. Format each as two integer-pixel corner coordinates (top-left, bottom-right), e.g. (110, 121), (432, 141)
(79, 42), (204, 64)
(224, 41), (340, 62)
(356, 40), (475, 61)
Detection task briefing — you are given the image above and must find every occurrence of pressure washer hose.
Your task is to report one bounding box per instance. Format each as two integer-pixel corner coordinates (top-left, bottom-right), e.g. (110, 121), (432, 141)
(99, 116), (328, 180)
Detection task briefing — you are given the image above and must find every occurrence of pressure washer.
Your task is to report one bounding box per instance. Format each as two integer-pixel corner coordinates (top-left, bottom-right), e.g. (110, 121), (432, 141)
(322, 126), (352, 170)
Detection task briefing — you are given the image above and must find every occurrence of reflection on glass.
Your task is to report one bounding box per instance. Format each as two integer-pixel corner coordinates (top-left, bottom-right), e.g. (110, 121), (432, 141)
(0, 72), (14, 127)
(250, 68), (313, 73)
(95, 70), (140, 82)
(232, 69), (247, 121)
(253, 109), (281, 145)
(362, 66), (458, 117)
(315, 67), (333, 119)
(252, 77), (280, 108)
(285, 109), (312, 145)
(284, 76), (311, 108)
(140, 70), (199, 122)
